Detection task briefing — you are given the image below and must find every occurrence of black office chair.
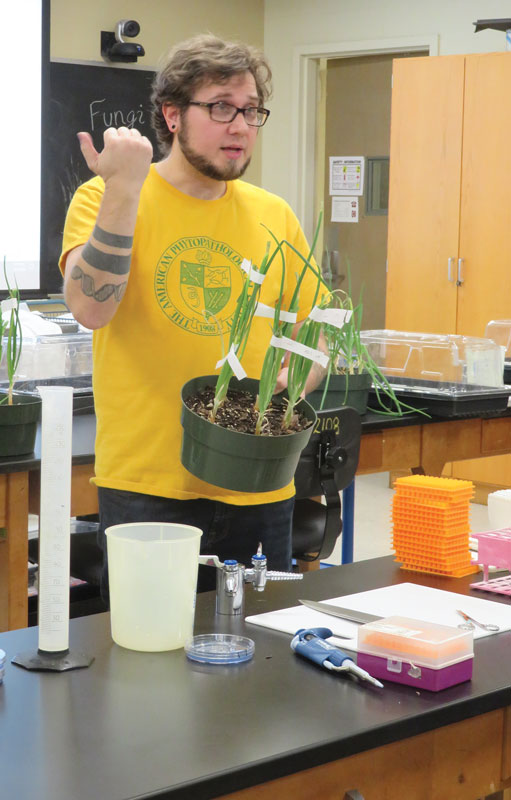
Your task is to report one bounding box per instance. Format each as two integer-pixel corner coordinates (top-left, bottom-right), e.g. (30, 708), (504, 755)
(292, 405), (361, 563)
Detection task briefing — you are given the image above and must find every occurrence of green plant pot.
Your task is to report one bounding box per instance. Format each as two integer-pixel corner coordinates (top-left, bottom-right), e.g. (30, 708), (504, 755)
(0, 393), (42, 457)
(306, 371), (372, 414)
(180, 376), (317, 493)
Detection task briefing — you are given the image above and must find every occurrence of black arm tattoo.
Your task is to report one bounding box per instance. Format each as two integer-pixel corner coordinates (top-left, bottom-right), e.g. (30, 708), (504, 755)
(71, 265), (127, 303)
(82, 241), (132, 274)
(92, 225), (133, 249)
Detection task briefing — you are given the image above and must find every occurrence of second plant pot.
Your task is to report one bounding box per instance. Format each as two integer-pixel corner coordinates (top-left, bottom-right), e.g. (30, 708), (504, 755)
(306, 371), (372, 414)
(0, 393), (42, 457)
(180, 375), (317, 493)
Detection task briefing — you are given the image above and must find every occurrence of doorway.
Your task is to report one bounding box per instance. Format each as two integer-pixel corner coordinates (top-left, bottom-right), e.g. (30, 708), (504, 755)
(288, 36), (436, 326)
(320, 51), (426, 328)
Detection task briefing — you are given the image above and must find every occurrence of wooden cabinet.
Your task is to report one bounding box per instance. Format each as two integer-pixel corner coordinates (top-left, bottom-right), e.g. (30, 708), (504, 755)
(386, 52), (511, 493)
(386, 55), (464, 334)
(221, 708), (511, 800)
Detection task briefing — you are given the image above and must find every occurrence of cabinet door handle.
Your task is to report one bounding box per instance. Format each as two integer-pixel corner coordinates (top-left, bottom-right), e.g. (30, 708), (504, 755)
(447, 257), (455, 282)
(457, 257), (464, 285)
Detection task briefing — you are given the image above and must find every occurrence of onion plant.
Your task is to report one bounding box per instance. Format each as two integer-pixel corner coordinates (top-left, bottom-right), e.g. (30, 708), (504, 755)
(318, 287), (428, 417)
(254, 255), (317, 434)
(276, 226), (331, 430)
(254, 240), (288, 434)
(282, 314), (324, 429)
(0, 316), (7, 395)
(318, 289), (361, 410)
(255, 213), (327, 434)
(1, 258), (22, 406)
(210, 242), (278, 421)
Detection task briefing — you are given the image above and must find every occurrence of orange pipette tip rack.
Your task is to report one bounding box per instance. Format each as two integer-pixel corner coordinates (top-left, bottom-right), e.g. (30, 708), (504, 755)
(391, 475), (478, 577)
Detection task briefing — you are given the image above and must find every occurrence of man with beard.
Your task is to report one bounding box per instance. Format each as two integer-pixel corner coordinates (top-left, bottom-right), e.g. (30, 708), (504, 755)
(60, 34), (324, 601)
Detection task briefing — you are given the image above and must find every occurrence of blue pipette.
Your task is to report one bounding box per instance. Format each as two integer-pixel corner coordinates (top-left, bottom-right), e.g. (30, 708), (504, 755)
(291, 627), (383, 688)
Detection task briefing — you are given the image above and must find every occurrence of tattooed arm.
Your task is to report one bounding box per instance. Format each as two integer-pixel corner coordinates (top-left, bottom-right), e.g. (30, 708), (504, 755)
(64, 126), (153, 330)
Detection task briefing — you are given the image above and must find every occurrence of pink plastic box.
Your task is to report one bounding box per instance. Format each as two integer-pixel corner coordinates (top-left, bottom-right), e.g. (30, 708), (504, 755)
(356, 616), (473, 692)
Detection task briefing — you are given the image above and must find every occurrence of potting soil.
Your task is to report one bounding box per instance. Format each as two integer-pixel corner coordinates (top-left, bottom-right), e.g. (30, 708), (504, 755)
(184, 385), (312, 436)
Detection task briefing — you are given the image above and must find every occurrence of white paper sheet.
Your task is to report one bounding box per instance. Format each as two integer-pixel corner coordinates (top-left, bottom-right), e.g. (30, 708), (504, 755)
(331, 196), (358, 223)
(245, 583), (511, 652)
(329, 156), (364, 195)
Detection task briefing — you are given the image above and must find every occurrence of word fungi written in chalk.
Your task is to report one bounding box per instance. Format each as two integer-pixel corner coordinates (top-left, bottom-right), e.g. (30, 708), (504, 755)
(89, 99), (145, 131)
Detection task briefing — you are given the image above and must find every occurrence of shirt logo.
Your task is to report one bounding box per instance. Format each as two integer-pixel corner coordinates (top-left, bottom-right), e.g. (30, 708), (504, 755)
(180, 262), (231, 316)
(155, 237), (244, 336)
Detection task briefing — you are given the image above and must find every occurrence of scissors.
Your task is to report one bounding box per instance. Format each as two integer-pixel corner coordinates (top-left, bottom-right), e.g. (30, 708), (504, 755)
(456, 609), (500, 632)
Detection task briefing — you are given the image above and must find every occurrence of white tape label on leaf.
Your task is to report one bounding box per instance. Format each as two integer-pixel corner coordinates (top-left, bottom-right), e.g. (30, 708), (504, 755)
(241, 258), (266, 285)
(270, 334), (329, 368)
(1, 298), (17, 313)
(215, 346), (247, 381)
(309, 306), (353, 328)
(254, 302), (298, 324)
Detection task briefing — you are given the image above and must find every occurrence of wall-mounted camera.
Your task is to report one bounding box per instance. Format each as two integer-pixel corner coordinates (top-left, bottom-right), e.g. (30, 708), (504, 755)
(101, 20), (145, 63)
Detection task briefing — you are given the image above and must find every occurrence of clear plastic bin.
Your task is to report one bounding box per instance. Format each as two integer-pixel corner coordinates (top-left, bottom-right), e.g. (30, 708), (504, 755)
(0, 332), (92, 383)
(485, 320), (511, 359)
(357, 615), (473, 666)
(360, 330), (504, 391)
(485, 321), (511, 385)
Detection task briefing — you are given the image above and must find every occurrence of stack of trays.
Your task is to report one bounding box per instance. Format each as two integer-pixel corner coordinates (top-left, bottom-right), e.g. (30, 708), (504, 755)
(392, 475), (479, 577)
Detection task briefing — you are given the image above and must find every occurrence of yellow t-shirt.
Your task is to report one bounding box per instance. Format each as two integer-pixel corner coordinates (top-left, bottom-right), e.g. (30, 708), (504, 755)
(60, 165), (319, 505)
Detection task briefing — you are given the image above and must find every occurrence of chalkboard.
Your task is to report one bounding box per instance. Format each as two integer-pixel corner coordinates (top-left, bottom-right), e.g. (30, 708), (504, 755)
(41, 61), (158, 294)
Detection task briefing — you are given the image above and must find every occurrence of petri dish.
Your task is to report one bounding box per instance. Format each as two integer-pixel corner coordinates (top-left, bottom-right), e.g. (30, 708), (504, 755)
(185, 634), (255, 665)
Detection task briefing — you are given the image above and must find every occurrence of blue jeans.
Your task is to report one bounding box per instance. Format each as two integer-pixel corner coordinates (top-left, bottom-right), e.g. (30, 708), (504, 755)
(97, 487), (294, 605)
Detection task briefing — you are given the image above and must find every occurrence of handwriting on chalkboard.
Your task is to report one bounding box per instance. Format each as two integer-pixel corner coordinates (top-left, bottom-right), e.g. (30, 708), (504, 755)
(89, 100), (146, 131)
(41, 62), (158, 294)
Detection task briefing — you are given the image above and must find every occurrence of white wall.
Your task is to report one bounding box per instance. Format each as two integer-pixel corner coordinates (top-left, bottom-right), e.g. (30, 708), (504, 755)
(51, 0), (265, 187)
(51, 0), (264, 67)
(262, 0), (511, 210)
(2, 0), (42, 289)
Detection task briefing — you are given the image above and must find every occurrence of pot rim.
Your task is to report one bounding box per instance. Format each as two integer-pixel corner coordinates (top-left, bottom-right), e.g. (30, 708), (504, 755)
(181, 375), (316, 440)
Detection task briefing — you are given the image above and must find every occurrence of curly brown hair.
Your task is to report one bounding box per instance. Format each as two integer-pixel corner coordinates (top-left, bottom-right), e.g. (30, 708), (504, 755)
(151, 34), (272, 155)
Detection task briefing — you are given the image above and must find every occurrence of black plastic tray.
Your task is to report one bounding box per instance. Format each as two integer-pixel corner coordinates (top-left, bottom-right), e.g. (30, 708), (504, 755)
(369, 377), (511, 418)
(4, 376), (94, 415)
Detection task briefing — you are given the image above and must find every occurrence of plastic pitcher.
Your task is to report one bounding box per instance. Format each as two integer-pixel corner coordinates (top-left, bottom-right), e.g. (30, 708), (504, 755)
(488, 489), (511, 530)
(105, 522), (202, 652)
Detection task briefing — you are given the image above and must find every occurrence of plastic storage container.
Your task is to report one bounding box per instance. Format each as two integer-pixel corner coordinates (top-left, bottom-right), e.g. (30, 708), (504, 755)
(360, 329), (509, 416)
(0, 332), (93, 412)
(357, 615), (474, 691)
(485, 320), (511, 384)
(488, 489), (511, 529)
(0, 332), (92, 382)
(485, 320), (511, 357)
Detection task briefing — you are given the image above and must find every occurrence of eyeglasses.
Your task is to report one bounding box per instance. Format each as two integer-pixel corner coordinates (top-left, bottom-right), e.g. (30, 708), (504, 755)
(187, 101), (270, 127)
